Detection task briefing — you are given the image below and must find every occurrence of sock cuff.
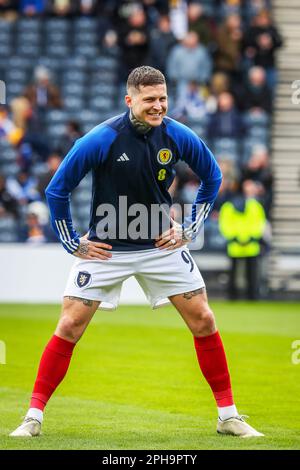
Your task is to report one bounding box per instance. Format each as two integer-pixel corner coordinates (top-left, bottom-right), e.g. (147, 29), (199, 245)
(26, 407), (44, 423)
(194, 331), (222, 351)
(46, 334), (76, 357)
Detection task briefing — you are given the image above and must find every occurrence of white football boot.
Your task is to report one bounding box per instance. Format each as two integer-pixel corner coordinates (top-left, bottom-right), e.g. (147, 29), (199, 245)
(217, 415), (264, 438)
(9, 417), (42, 437)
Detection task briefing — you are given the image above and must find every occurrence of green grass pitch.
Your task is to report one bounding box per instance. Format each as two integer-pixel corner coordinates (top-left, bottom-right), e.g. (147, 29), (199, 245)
(0, 301), (299, 450)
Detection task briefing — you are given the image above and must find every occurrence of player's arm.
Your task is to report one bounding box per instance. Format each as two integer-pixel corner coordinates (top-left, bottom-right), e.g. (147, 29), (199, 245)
(166, 120), (222, 242)
(45, 126), (115, 258)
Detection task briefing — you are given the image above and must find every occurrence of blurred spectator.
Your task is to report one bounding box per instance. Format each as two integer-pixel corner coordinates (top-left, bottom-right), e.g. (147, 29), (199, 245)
(57, 120), (82, 156)
(47, 0), (75, 17)
(242, 145), (273, 215)
(101, 29), (120, 58)
(118, 6), (150, 80)
(37, 152), (62, 197)
(215, 14), (243, 81)
(206, 71), (230, 113)
(19, 201), (56, 243)
(219, 179), (267, 300)
(171, 80), (207, 122)
(243, 10), (282, 89)
(20, 0), (46, 16)
(10, 97), (32, 131)
(24, 66), (62, 111)
(173, 161), (200, 206)
(19, 103), (51, 166)
(166, 31), (212, 98)
(244, 0), (272, 21)
(0, 0), (18, 20)
(236, 66), (272, 113)
(0, 175), (19, 219)
(188, 2), (215, 47)
(207, 92), (244, 139)
(0, 105), (24, 146)
(212, 160), (239, 214)
(169, 0), (188, 40)
(149, 14), (177, 74)
(6, 171), (41, 206)
(76, 0), (98, 16)
(220, 0), (242, 18)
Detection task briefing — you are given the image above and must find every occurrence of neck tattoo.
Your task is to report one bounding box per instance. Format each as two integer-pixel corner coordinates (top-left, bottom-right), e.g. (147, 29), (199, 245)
(129, 110), (152, 134)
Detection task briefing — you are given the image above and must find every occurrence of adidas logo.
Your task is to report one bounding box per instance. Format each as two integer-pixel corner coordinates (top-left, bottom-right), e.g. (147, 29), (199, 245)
(117, 153), (130, 162)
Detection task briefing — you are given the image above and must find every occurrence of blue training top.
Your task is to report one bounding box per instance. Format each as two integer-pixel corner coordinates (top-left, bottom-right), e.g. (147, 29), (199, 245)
(45, 111), (222, 253)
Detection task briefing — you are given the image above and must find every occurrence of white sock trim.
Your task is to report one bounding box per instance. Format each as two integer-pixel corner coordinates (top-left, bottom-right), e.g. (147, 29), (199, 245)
(26, 408), (43, 423)
(218, 404), (238, 421)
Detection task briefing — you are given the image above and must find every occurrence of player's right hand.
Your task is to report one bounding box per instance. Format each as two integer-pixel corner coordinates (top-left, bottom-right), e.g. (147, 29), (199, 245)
(73, 238), (112, 260)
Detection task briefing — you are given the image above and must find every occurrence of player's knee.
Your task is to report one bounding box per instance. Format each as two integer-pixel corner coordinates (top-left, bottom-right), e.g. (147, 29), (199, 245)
(191, 306), (216, 337)
(57, 315), (86, 342)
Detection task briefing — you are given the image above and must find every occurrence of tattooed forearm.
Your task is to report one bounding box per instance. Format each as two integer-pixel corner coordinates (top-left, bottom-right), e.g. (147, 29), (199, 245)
(67, 296), (93, 306)
(183, 288), (206, 300)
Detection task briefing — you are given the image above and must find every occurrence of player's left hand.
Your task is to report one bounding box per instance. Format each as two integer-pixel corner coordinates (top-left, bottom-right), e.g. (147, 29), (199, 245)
(155, 221), (190, 250)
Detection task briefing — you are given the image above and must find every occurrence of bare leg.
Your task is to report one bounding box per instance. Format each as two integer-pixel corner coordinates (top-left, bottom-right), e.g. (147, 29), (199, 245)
(55, 296), (100, 343)
(169, 287), (216, 337)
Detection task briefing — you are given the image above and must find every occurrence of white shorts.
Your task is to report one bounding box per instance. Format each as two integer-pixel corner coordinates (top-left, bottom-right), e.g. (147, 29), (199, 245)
(64, 247), (205, 310)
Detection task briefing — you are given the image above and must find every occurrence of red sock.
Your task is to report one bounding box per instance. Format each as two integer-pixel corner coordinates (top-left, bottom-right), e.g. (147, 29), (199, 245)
(194, 331), (234, 407)
(30, 335), (76, 411)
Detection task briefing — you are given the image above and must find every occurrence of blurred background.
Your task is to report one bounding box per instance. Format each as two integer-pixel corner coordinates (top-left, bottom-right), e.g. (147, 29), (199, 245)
(0, 0), (299, 303)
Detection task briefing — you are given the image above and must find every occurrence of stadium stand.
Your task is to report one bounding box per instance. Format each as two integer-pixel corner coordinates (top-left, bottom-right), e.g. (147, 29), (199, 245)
(0, 0), (283, 296)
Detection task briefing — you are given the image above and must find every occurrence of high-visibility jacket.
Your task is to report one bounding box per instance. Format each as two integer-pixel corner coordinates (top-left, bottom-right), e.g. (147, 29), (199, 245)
(219, 198), (266, 258)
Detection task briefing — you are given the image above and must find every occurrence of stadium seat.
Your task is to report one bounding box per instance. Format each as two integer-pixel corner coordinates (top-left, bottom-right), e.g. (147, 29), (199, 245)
(61, 70), (87, 85)
(0, 19), (13, 32)
(87, 83), (116, 98)
(45, 19), (70, 33)
(79, 109), (101, 123)
(72, 188), (92, 206)
(38, 56), (62, 71)
(62, 82), (85, 98)
(17, 31), (41, 44)
(243, 110), (270, 127)
(213, 138), (239, 155)
(31, 162), (48, 177)
(45, 110), (69, 124)
(89, 96), (114, 111)
(47, 123), (66, 138)
(82, 122), (98, 133)
(0, 44), (12, 57)
(0, 145), (17, 163)
(0, 162), (19, 177)
(8, 56), (33, 69)
(16, 44), (41, 57)
(64, 96), (85, 111)
(46, 44), (70, 58)
(247, 126), (269, 141)
(77, 173), (92, 190)
(90, 70), (117, 85)
(0, 230), (19, 243)
(73, 17), (98, 31)
(242, 138), (268, 163)
(0, 31), (12, 47)
(189, 124), (207, 139)
(6, 82), (25, 98)
(63, 56), (88, 70)
(91, 56), (118, 71)
(17, 18), (41, 32)
(6, 68), (29, 84)
(75, 31), (97, 45)
(204, 219), (227, 252)
(74, 45), (99, 58)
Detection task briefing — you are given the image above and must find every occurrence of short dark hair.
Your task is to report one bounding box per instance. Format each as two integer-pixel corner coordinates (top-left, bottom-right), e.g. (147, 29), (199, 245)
(127, 66), (166, 92)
